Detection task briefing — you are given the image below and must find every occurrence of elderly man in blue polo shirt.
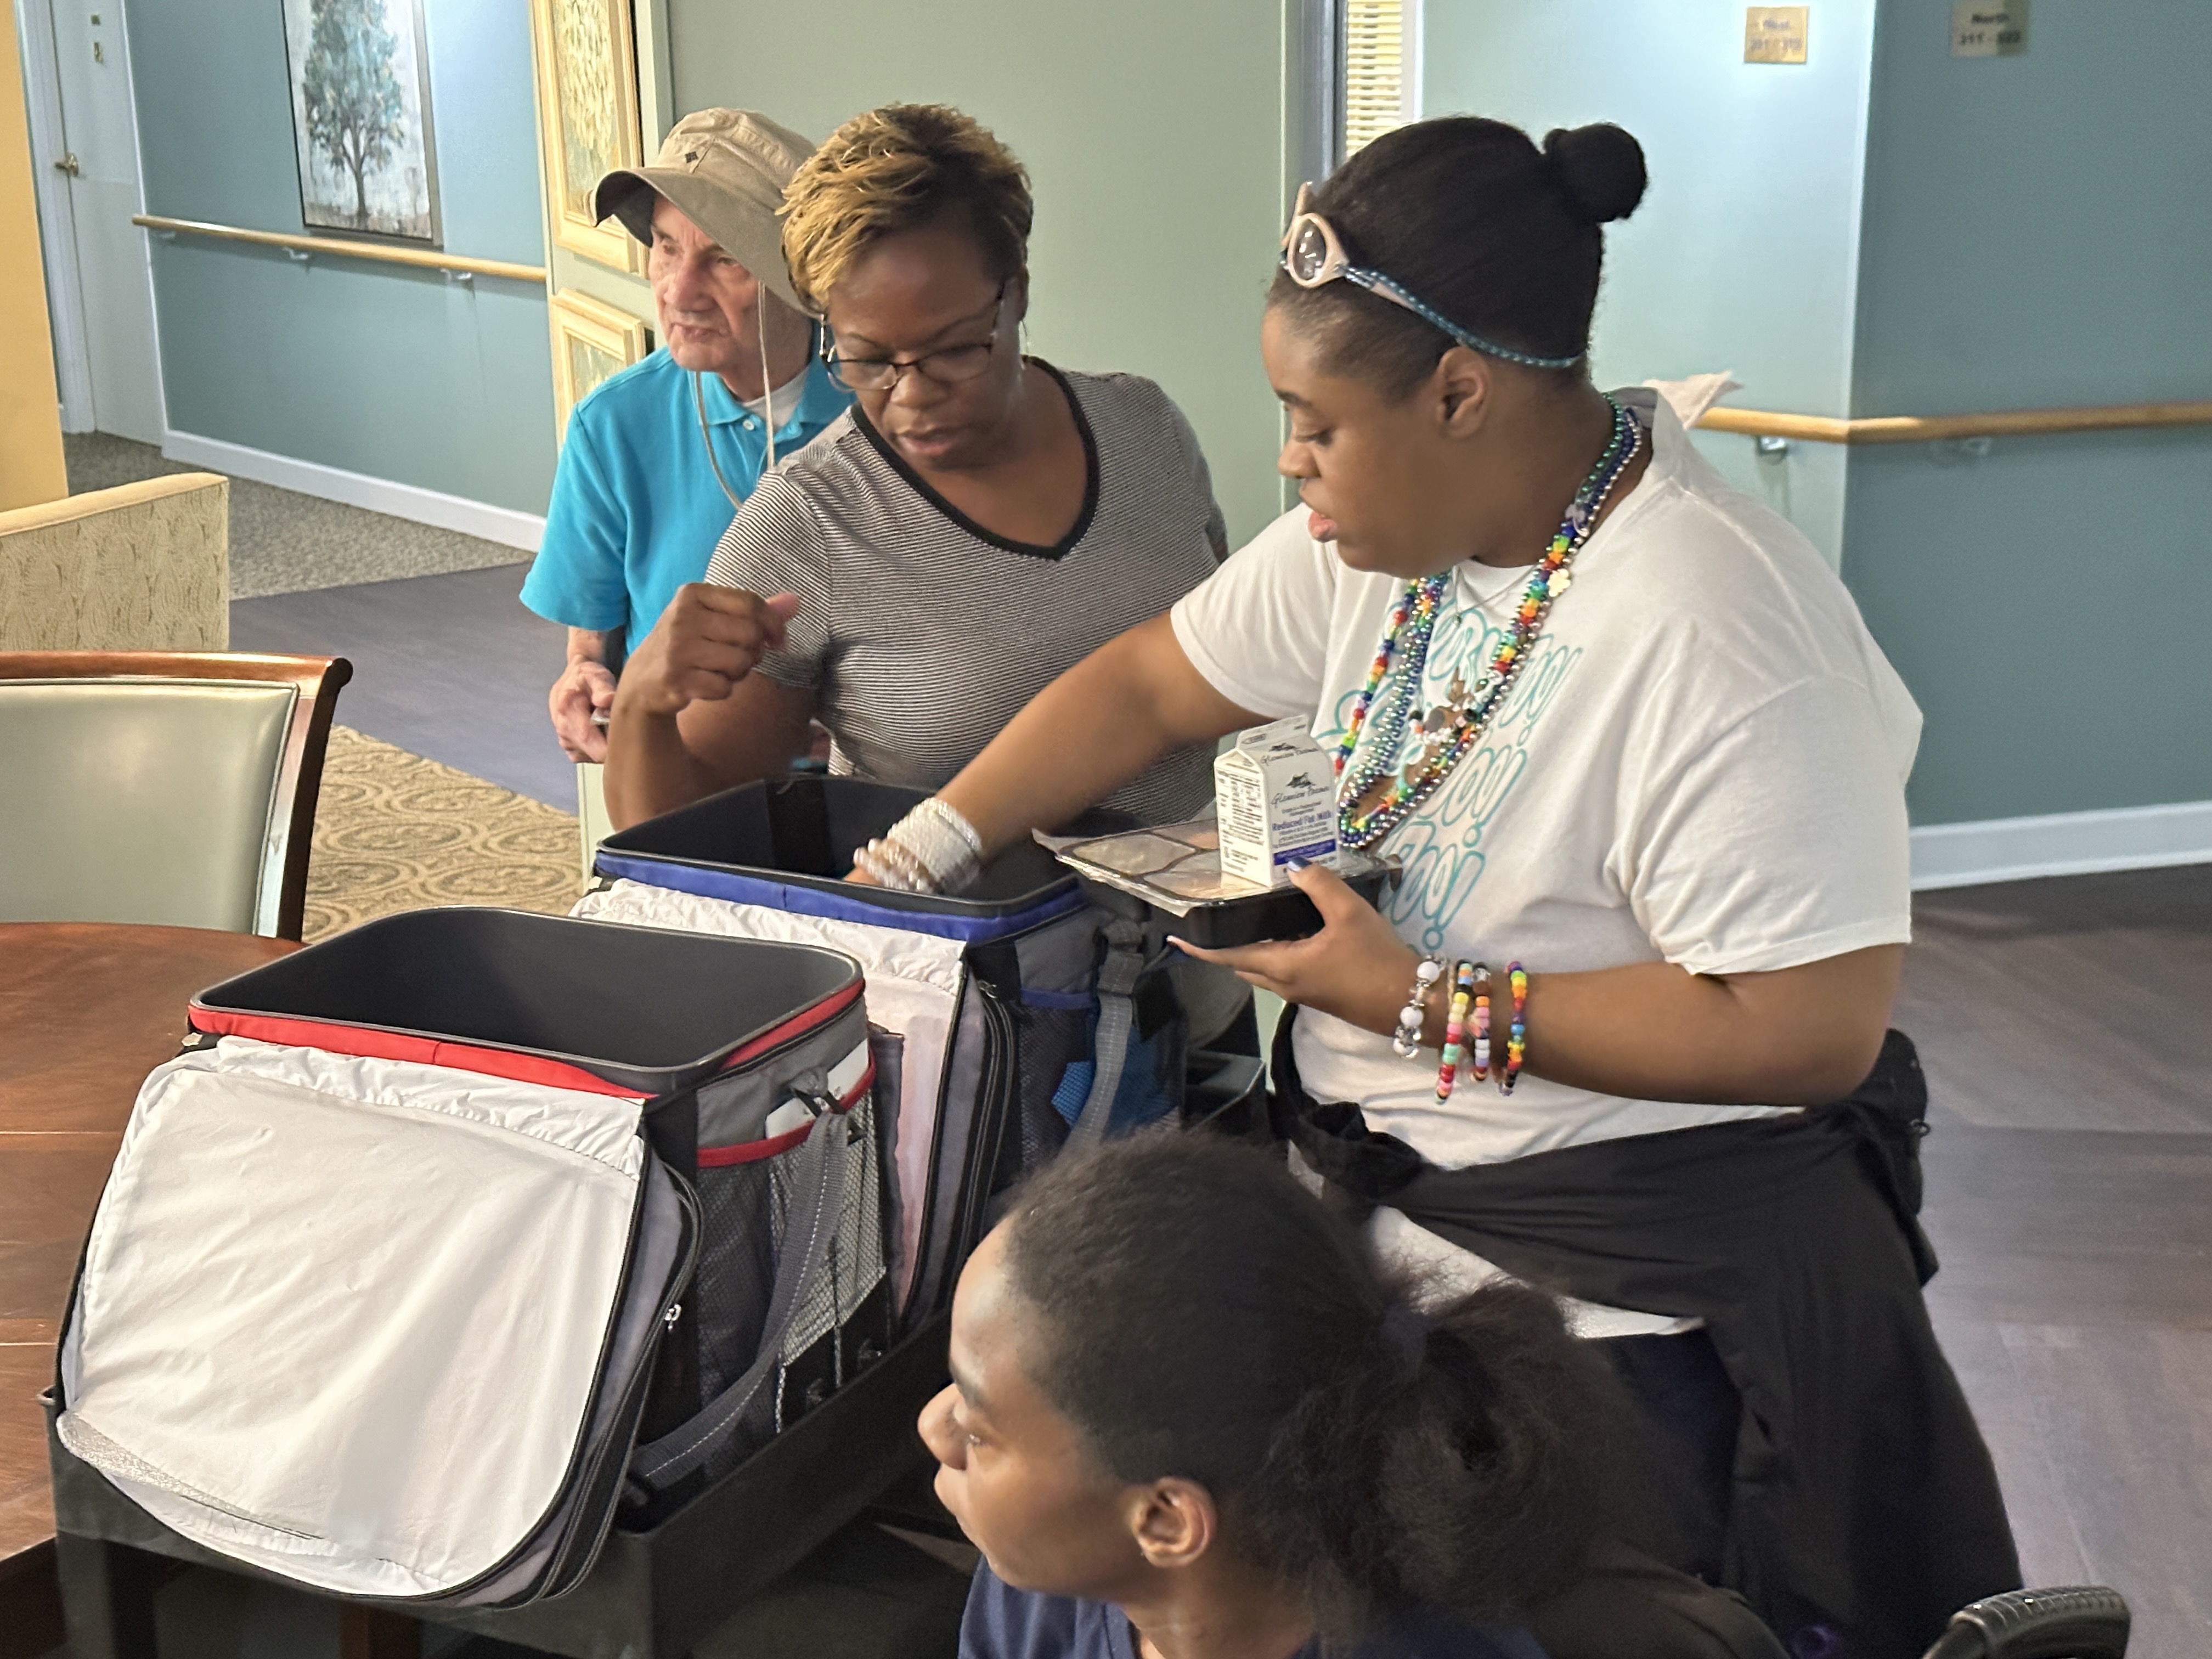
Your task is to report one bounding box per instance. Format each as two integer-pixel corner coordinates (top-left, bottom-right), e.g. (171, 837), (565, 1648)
(522, 108), (850, 763)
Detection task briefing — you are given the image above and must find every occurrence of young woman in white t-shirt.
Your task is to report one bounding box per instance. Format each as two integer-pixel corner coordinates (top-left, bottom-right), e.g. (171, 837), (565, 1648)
(854, 117), (2017, 1653)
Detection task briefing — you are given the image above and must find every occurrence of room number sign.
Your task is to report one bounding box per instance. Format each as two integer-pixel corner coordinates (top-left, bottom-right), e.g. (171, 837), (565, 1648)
(1744, 6), (1810, 64)
(1952, 1), (2028, 56)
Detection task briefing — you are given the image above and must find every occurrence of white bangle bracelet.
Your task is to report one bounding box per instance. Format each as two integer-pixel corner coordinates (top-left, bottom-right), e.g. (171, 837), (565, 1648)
(915, 797), (985, 861)
(885, 799), (984, 895)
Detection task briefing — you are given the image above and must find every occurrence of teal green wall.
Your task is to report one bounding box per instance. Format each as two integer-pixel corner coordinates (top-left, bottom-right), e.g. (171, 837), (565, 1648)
(1422, 0), (1876, 566)
(131, 0), (555, 515)
(1842, 0), (2212, 823)
(665, 0), (1292, 546)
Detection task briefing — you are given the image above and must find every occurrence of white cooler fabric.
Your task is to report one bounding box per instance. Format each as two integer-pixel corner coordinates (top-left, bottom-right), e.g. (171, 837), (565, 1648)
(578, 877), (962, 1307)
(57, 1038), (647, 1598)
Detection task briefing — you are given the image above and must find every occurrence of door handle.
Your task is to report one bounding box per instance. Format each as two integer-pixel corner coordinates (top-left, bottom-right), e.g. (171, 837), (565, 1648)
(54, 153), (80, 176)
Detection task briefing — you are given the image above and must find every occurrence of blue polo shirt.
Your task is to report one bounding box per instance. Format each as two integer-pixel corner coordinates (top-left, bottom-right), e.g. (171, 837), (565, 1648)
(521, 346), (851, 654)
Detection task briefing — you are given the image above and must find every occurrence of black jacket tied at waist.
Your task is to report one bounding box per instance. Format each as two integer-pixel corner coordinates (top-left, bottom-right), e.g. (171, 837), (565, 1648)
(1269, 1011), (2019, 1659)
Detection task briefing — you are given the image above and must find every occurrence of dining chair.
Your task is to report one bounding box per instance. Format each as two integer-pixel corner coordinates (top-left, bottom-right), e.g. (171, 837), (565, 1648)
(0, 651), (352, 940)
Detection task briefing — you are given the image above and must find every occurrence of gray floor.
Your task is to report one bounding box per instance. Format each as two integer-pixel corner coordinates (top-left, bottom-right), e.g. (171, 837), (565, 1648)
(1910, 866), (2212, 1656)
(63, 432), (532, 599)
(229, 565), (574, 808)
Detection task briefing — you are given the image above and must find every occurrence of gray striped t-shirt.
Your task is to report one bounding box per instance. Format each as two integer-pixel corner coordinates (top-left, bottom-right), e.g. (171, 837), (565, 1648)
(703, 363), (1227, 824)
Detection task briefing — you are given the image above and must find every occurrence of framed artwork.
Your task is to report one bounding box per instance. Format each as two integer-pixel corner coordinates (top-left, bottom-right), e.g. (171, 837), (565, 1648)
(549, 289), (651, 439)
(528, 0), (646, 275)
(280, 0), (442, 245)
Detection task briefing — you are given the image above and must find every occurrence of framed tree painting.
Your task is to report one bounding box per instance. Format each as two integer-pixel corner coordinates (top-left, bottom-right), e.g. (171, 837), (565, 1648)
(280, 0), (442, 245)
(528, 0), (646, 274)
(548, 289), (651, 440)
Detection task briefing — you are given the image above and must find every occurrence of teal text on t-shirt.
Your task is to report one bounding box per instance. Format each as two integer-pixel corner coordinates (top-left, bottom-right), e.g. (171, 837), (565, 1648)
(520, 346), (852, 655)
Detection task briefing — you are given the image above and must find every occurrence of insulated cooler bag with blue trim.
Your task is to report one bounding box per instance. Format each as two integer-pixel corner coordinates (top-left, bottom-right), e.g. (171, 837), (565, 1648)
(585, 777), (1189, 1322)
(50, 908), (887, 1606)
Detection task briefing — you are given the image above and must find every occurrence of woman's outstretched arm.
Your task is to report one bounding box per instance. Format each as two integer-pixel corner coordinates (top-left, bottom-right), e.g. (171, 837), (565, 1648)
(939, 613), (1261, 850)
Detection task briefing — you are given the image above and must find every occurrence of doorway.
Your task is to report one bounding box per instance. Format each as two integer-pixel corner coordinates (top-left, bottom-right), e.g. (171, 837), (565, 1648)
(15, 0), (164, 443)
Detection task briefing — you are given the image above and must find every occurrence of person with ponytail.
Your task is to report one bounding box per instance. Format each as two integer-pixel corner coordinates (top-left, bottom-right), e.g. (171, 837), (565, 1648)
(923, 1132), (1638, 1659)
(869, 115), (2020, 1655)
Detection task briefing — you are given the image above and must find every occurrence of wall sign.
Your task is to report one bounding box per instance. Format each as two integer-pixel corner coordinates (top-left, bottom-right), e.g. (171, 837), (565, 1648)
(1952, 1), (2028, 57)
(1744, 6), (1810, 64)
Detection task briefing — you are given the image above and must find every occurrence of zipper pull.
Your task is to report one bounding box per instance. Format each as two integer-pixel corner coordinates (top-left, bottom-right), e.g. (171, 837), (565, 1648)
(663, 1302), (682, 1328)
(791, 1066), (833, 1113)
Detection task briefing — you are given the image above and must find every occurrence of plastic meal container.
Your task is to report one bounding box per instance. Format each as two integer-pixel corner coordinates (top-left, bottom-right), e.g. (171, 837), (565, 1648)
(185, 906), (860, 1096)
(1148, 862), (1396, 950)
(1041, 816), (1397, 950)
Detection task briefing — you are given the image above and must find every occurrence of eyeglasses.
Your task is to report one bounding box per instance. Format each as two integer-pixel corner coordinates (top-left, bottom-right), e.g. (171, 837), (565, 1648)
(825, 283), (1010, 393)
(1279, 183), (1583, 371)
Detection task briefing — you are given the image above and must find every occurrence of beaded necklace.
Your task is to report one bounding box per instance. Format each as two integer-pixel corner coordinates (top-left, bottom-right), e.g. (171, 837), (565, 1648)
(1334, 396), (1642, 850)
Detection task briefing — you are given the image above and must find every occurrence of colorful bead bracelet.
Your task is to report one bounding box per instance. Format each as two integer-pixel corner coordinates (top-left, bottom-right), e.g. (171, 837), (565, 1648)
(1434, 961), (1480, 1103)
(1498, 962), (1530, 1095)
(1421, 960), (1527, 1099)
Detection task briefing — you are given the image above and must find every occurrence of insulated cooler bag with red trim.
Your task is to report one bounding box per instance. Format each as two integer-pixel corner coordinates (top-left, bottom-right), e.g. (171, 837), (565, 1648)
(583, 777), (1193, 1327)
(50, 908), (887, 1607)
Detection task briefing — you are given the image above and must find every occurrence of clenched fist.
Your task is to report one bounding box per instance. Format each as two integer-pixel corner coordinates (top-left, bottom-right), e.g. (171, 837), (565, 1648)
(615, 585), (800, 719)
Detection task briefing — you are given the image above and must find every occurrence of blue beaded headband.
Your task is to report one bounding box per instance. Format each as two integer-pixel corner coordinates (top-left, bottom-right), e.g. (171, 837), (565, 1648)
(1279, 183), (1583, 372)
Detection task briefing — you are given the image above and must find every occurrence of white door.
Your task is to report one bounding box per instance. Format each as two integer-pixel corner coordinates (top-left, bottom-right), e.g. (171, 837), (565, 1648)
(18, 0), (163, 443)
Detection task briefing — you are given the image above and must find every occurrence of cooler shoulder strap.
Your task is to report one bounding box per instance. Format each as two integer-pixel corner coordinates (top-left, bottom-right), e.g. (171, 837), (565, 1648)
(1066, 916), (1146, 1151)
(628, 1099), (853, 1493)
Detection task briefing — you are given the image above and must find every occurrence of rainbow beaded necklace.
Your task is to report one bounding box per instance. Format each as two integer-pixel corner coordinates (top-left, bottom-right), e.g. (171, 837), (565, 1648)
(1334, 396), (1642, 849)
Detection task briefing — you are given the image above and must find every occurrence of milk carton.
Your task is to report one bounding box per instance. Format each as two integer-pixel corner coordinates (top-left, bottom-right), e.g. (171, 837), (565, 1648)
(1214, 717), (1340, 890)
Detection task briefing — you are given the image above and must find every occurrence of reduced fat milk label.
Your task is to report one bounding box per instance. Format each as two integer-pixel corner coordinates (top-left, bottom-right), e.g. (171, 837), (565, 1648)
(1214, 717), (1340, 890)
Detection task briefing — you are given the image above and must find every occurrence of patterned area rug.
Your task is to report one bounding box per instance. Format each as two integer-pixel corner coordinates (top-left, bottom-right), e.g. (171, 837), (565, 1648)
(304, 727), (583, 941)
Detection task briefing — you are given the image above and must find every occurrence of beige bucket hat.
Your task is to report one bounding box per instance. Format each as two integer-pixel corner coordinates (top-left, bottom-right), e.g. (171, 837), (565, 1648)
(592, 109), (816, 313)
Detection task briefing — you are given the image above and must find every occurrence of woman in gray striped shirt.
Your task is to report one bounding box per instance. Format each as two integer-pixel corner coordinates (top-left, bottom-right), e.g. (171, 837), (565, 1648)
(605, 104), (1227, 831)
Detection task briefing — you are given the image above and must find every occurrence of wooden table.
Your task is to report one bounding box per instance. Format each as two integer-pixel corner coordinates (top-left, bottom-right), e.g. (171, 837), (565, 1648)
(0, 923), (295, 1657)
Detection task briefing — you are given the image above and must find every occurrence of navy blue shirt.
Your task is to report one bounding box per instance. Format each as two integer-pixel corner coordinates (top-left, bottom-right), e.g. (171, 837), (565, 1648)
(959, 1562), (1549, 1659)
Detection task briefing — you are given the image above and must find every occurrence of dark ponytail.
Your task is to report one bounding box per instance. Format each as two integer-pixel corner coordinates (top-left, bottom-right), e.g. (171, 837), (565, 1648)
(1269, 116), (1647, 397)
(1000, 1133), (1640, 1637)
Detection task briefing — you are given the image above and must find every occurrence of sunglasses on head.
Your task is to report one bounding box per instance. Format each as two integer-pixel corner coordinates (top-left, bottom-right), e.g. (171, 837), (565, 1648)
(1279, 183), (1583, 372)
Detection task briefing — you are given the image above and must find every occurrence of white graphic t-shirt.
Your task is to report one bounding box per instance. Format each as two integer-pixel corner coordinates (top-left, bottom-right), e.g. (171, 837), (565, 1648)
(1170, 392), (1921, 1333)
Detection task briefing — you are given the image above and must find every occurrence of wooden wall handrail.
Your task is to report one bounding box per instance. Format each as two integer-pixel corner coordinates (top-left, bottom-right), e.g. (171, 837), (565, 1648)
(132, 214), (545, 284)
(1697, 400), (2212, 445)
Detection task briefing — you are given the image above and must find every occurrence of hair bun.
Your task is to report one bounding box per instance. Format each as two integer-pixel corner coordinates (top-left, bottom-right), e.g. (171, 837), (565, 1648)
(1541, 124), (1647, 225)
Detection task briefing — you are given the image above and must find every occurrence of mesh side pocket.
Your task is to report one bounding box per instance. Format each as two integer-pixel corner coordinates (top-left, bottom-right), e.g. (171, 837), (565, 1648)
(691, 1155), (777, 1410)
(693, 1092), (891, 1482)
(1014, 1001), (1090, 1177)
(764, 1093), (889, 1451)
(776, 1092), (886, 1369)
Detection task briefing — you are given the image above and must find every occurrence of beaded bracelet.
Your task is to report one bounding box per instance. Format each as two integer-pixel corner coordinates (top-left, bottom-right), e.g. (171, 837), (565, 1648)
(1392, 956), (1446, 1059)
(1434, 961), (1479, 1103)
(1470, 962), (1493, 1082)
(1497, 961), (1530, 1095)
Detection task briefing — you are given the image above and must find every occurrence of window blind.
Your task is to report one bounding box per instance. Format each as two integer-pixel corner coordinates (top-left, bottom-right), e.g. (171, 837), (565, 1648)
(1342, 0), (1414, 156)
